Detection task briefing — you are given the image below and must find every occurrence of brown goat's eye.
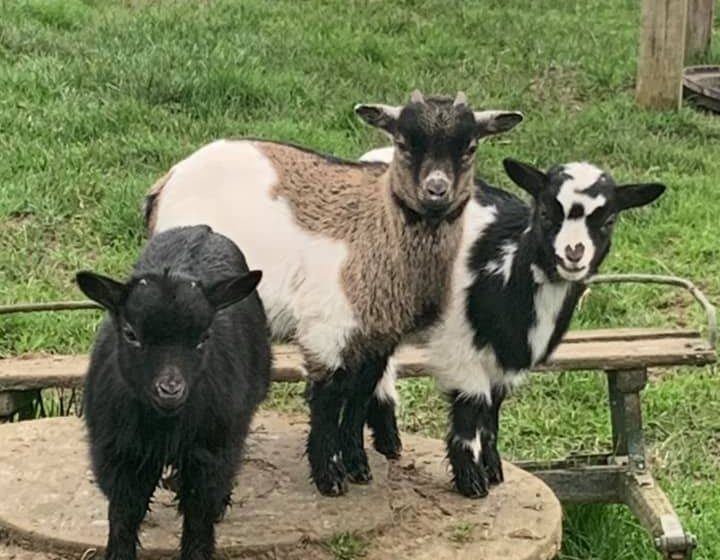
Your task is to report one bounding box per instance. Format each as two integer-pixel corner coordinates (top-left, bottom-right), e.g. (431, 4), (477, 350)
(122, 323), (140, 347)
(464, 142), (478, 157)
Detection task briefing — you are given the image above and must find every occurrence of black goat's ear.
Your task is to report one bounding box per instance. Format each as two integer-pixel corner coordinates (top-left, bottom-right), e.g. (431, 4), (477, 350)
(206, 270), (262, 312)
(503, 158), (547, 198)
(615, 183), (666, 211)
(75, 271), (127, 313)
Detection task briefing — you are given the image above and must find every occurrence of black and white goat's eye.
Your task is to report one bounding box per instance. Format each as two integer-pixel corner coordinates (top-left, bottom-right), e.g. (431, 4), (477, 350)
(601, 215), (617, 232)
(122, 324), (140, 347)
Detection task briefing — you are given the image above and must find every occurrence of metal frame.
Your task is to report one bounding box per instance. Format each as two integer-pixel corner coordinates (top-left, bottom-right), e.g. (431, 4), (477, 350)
(0, 273), (716, 559)
(516, 273), (718, 560)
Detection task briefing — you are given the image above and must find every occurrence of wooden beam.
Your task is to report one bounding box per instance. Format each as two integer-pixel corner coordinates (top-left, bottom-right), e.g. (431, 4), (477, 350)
(636, 0), (689, 110)
(685, 0), (714, 62)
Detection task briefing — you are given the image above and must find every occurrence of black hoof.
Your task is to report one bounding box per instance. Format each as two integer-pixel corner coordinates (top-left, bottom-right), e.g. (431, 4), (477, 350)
(372, 432), (403, 460)
(344, 449), (373, 484)
(482, 443), (504, 486)
(453, 464), (489, 498)
(313, 459), (348, 496)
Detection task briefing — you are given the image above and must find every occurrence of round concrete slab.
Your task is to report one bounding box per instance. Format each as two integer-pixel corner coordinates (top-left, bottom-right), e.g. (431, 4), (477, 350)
(0, 412), (561, 559)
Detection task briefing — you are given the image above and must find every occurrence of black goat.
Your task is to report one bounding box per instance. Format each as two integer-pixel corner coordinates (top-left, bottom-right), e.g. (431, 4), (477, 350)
(78, 225), (271, 559)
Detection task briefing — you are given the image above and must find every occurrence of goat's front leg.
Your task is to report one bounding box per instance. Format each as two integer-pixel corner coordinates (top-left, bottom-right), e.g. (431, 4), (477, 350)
(177, 449), (236, 560)
(339, 354), (390, 483)
(479, 384), (507, 486)
(366, 360), (403, 460)
(307, 370), (350, 496)
(100, 456), (162, 560)
(447, 391), (488, 498)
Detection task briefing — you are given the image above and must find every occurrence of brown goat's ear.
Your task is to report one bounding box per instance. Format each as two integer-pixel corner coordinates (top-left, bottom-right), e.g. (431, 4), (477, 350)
(354, 103), (402, 136)
(474, 111), (524, 137)
(503, 158), (547, 198)
(206, 270), (262, 312)
(76, 271), (127, 313)
(615, 183), (666, 211)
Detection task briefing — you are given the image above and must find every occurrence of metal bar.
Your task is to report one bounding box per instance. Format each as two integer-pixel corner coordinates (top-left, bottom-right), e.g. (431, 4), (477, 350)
(621, 472), (697, 559)
(607, 373), (628, 455)
(0, 301), (101, 315)
(515, 460), (624, 504)
(588, 273), (717, 349)
(607, 369), (649, 470)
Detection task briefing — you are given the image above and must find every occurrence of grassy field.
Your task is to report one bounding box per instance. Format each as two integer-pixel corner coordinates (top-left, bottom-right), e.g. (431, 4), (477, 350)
(1, 1), (719, 558)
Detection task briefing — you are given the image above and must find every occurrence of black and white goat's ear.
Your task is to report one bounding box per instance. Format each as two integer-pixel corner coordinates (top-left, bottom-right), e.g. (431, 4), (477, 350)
(474, 111), (524, 138)
(503, 158), (547, 198)
(354, 103), (402, 137)
(615, 183), (666, 211)
(75, 271), (128, 314)
(206, 270), (262, 312)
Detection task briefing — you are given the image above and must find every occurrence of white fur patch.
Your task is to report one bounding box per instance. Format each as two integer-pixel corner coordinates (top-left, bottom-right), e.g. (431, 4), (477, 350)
(554, 162), (607, 276)
(483, 241), (517, 286)
(527, 281), (572, 364)
(428, 199), (506, 402)
(373, 357), (399, 405)
(153, 140), (359, 370)
(454, 431), (482, 463)
(359, 146), (394, 164)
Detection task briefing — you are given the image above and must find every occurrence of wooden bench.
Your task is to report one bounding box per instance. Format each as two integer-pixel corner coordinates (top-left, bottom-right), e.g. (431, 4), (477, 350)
(0, 274), (716, 560)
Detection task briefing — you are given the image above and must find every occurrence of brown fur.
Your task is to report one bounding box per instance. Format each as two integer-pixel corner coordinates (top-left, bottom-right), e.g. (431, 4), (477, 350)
(144, 169), (174, 235)
(255, 141), (469, 373)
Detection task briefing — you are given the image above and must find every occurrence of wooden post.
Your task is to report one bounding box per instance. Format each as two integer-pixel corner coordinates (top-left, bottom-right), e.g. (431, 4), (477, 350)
(685, 0), (714, 62)
(636, 0), (689, 110)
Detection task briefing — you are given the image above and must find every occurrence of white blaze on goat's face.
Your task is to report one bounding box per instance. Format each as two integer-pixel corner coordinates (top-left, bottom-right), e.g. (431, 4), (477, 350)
(552, 163), (607, 281)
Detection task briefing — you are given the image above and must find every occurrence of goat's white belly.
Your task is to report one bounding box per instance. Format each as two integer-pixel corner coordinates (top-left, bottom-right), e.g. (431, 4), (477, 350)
(153, 139), (358, 370)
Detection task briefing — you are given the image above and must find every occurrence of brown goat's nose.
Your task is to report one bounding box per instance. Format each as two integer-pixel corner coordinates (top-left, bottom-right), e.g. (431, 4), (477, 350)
(565, 243), (585, 263)
(425, 178), (449, 198)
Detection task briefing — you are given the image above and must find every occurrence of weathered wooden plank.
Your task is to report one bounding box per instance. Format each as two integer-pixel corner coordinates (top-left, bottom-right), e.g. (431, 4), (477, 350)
(685, 0), (714, 62)
(636, 0), (689, 109)
(0, 331), (715, 392)
(562, 328), (700, 343)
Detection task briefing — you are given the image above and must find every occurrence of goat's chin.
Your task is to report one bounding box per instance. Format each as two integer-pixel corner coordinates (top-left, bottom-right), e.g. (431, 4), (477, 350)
(556, 266), (589, 283)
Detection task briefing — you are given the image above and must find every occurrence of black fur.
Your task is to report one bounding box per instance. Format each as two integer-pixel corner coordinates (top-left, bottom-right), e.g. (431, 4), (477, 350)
(80, 225), (271, 560)
(369, 160), (665, 498)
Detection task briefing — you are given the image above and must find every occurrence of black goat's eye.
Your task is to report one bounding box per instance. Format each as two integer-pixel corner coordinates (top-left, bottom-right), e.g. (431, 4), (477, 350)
(196, 332), (211, 351)
(122, 323), (140, 347)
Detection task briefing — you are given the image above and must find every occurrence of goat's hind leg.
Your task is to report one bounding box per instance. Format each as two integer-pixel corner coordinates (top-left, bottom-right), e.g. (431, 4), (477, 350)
(479, 384), (506, 485)
(366, 360), (403, 460)
(447, 391), (488, 498)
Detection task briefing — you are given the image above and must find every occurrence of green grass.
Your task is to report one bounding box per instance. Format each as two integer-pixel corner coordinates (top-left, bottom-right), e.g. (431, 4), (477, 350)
(1, 1), (719, 558)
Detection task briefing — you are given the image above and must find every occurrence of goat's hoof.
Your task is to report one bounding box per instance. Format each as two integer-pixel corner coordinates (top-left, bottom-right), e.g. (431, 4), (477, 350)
(483, 447), (504, 486)
(454, 467), (489, 499)
(372, 434), (403, 460)
(313, 461), (348, 497)
(344, 451), (373, 484)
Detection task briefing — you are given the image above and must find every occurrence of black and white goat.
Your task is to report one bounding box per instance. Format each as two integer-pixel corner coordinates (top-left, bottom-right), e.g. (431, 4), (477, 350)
(361, 147), (666, 497)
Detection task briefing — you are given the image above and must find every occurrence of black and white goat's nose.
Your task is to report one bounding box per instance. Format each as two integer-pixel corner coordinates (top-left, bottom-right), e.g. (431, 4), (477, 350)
(565, 243), (585, 264)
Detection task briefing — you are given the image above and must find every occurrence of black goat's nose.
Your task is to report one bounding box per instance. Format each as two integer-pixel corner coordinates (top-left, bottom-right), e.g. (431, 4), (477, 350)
(155, 376), (186, 398)
(565, 243), (585, 263)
